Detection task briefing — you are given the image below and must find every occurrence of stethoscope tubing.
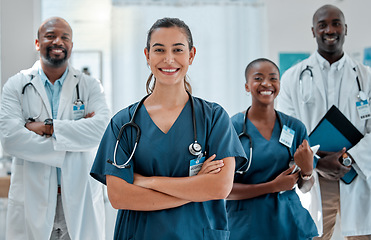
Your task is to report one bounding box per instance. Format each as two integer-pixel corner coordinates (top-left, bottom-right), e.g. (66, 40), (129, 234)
(22, 74), (83, 122)
(237, 107), (293, 174)
(108, 91), (201, 169)
(299, 65), (367, 102)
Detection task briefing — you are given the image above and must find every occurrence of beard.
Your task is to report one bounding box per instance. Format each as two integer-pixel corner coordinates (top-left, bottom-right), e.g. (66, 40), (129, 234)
(43, 47), (69, 67)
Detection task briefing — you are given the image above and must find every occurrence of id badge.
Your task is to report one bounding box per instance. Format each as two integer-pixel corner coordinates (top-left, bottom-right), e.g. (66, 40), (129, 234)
(279, 125), (295, 148)
(73, 103), (85, 120)
(356, 100), (371, 120)
(189, 154), (206, 176)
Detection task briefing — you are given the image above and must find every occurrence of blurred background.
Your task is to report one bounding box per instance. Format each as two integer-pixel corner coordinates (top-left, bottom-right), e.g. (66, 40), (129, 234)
(1, 0), (371, 239)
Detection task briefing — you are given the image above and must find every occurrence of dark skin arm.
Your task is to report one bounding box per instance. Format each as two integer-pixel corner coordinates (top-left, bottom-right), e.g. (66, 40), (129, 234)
(227, 165), (299, 200)
(316, 147), (350, 180)
(293, 140), (315, 193)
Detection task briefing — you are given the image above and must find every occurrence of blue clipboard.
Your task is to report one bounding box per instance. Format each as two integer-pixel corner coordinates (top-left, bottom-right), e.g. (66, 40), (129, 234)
(309, 105), (363, 184)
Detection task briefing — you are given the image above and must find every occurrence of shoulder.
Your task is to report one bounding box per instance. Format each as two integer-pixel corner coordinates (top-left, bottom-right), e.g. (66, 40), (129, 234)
(277, 111), (306, 132)
(69, 66), (101, 86)
(193, 97), (228, 116)
(347, 56), (371, 80)
(231, 112), (244, 123)
(3, 69), (32, 93)
(281, 54), (313, 80)
(111, 102), (139, 127)
(230, 112), (244, 133)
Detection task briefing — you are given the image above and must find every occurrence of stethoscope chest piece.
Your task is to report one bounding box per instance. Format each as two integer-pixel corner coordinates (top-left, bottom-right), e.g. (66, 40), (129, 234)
(189, 142), (202, 156)
(359, 91), (368, 101)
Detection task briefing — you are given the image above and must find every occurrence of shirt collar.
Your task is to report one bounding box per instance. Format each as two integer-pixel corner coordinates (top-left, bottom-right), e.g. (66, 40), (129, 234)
(315, 51), (346, 71)
(38, 66), (69, 86)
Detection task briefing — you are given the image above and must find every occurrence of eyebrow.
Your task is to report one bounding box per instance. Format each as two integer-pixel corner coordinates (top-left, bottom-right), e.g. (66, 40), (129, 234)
(252, 72), (278, 76)
(152, 43), (186, 47)
(44, 31), (71, 37)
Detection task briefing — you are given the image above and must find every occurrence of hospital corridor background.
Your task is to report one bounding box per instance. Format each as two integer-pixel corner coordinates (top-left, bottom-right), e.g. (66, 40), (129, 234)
(1, 0), (371, 239)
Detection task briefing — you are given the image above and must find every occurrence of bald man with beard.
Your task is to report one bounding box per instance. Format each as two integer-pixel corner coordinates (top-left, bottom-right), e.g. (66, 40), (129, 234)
(0, 17), (110, 240)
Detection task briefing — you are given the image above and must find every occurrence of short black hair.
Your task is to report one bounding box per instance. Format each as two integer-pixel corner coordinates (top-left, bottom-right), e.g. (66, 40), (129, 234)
(244, 58), (280, 82)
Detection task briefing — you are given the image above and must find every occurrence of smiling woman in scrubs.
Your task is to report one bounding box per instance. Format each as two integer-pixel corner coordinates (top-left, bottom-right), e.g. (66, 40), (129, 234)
(90, 18), (246, 240)
(226, 58), (318, 240)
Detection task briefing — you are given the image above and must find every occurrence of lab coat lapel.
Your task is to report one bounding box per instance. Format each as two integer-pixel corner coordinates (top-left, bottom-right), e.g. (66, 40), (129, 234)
(58, 67), (79, 119)
(338, 55), (357, 112)
(308, 54), (327, 110)
(27, 63), (53, 118)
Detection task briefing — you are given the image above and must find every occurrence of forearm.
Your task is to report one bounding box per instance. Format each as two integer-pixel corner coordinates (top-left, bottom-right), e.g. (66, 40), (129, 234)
(107, 175), (190, 211)
(227, 181), (277, 200)
(138, 157), (235, 202)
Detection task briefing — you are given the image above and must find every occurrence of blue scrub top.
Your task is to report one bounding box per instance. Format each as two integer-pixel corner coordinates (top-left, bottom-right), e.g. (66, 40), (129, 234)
(226, 111), (318, 240)
(91, 96), (247, 240)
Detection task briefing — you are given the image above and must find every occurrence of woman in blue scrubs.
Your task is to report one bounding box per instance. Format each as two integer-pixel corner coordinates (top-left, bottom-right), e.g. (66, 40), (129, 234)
(90, 18), (246, 240)
(226, 58), (318, 240)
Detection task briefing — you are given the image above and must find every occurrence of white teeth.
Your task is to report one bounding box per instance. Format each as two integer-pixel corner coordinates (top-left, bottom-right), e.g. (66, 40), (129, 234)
(162, 69), (177, 73)
(260, 91), (273, 95)
(325, 37), (336, 41)
(52, 49), (63, 53)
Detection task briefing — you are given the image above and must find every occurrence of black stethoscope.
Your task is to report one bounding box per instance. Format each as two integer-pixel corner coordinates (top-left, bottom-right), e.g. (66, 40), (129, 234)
(107, 91), (202, 169)
(21, 75), (83, 122)
(299, 65), (368, 103)
(236, 107), (293, 174)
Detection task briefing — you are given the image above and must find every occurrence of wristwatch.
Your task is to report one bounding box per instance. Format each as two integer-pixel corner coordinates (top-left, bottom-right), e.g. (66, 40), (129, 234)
(300, 171), (313, 181)
(342, 153), (352, 167)
(44, 118), (53, 126)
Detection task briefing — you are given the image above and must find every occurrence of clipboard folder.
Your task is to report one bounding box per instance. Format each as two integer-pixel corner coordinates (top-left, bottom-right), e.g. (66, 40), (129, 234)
(309, 105), (363, 184)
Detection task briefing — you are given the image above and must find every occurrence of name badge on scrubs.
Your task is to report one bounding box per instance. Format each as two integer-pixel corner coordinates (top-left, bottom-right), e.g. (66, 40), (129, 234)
(356, 100), (371, 120)
(279, 125), (295, 148)
(73, 101), (85, 120)
(189, 153), (206, 176)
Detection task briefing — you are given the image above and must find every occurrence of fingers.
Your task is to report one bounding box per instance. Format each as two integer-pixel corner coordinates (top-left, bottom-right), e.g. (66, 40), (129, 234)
(282, 165), (296, 175)
(202, 160), (224, 174)
(300, 139), (309, 148)
(198, 154), (224, 175)
(204, 154), (216, 163)
(84, 112), (95, 118)
(338, 147), (346, 156)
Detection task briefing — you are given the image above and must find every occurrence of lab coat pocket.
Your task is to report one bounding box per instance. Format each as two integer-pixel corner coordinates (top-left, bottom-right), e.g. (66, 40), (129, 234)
(203, 228), (230, 240)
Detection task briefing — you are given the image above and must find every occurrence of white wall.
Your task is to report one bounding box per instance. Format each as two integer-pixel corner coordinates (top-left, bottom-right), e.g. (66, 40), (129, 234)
(0, 0), (40, 87)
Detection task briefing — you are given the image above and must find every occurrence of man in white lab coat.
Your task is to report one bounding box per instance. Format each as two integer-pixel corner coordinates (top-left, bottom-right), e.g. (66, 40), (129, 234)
(0, 17), (110, 239)
(277, 5), (371, 240)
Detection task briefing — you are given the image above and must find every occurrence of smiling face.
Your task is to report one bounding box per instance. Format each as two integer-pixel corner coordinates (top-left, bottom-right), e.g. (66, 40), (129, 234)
(312, 5), (347, 61)
(144, 26), (195, 90)
(245, 60), (280, 107)
(35, 18), (73, 68)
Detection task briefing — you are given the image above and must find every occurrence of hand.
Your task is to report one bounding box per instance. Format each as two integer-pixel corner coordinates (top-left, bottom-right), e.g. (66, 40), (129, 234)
(84, 112), (95, 118)
(197, 154), (224, 175)
(293, 140), (313, 175)
(316, 148), (350, 180)
(25, 121), (53, 136)
(272, 165), (299, 192)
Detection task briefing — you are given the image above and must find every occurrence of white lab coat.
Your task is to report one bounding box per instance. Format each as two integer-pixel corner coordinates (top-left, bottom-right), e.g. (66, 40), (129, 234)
(277, 52), (371, 237)
(0, 61), (111, 240)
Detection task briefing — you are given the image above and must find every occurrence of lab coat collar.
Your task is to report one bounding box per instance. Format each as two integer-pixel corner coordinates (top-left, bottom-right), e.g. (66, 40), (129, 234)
(21, 61), (53, 118)
(314, 51), (346, 71)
